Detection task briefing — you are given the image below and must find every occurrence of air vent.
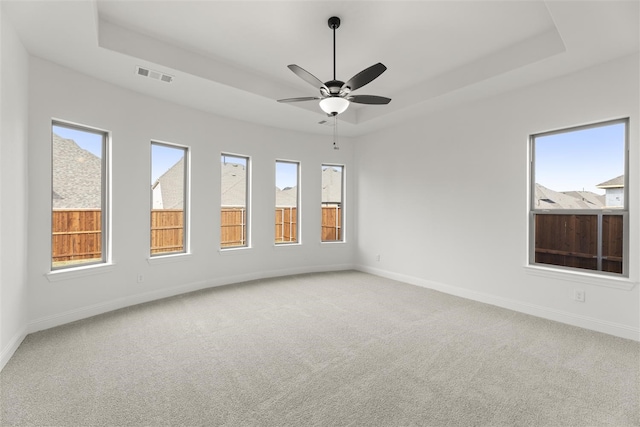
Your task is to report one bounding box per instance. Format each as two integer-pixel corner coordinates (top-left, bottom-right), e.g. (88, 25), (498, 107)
(136, 66), (174, 83)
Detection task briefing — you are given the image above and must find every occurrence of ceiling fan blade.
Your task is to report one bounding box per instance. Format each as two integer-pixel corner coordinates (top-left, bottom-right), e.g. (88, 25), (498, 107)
(342, 63), (387, 92)
(348, 95), (391, 105)
(288, 65), (329, 91)
(277, 96), (321, 103)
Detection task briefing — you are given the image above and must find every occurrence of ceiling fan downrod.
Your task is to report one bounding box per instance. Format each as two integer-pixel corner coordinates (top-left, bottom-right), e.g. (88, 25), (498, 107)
(328, 16), (340, 81)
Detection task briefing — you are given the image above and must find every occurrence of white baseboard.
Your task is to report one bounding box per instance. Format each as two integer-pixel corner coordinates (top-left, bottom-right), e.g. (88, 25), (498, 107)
(1, 327), (27, 372)
(357, 265), (640, 342)
(27, 263), (355, 335)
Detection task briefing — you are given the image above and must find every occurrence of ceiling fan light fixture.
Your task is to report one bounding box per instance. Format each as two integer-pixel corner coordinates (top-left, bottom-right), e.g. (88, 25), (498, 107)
(319, 97), (350, 115)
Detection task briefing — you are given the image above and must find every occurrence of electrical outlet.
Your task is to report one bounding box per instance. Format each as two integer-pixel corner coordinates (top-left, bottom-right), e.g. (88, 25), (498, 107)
(137, 274), (144, 283)
(574, 289), (585, 302)
(376, 254), (381, 262)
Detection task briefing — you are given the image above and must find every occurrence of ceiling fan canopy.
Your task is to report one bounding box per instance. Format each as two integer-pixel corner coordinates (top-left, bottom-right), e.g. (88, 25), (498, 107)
(278, 16), (391, 116)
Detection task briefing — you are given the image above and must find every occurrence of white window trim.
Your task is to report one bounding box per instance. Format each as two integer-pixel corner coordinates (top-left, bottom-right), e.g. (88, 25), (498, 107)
(51, 120), (111, 272)
(528, 118), (630, 279)
(321, 163), (345, 243)
(220, 152), (251, 250)
(150, 140), (190, 257)
(275, 159), (301, 245)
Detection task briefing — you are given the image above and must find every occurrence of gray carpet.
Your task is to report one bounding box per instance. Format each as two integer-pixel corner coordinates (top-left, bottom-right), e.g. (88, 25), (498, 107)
(1, 271), (638, 426)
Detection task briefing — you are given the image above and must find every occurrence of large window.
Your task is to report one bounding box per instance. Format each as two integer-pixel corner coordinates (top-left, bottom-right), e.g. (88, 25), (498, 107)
(321, 164), (344, 242)
(275, 160), (299, 244)
(530, 119), (628, 276)
(51, 121), (109, 269)
(151, 142), (188, 256)
(221, 154), (249, 248)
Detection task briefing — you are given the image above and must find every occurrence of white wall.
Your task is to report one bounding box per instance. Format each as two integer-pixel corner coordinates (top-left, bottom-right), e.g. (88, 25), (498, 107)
(0, 9), (30, 368)
(26, 57), (355, 332)
(354, 54), (639, 340)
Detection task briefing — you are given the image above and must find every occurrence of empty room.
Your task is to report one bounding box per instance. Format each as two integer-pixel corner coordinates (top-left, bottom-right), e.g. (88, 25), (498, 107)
(1, 1), (638, 425)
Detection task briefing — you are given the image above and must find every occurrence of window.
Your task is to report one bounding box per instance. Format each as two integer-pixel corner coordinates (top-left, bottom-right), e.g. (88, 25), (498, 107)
(275, 160), (299, 244)
(321, 164), (344, 242)
(221, 154), (249, 248)
(51, 121), (109, 269)
(530, 119), (628, 276)
(151, 142), (188, 256)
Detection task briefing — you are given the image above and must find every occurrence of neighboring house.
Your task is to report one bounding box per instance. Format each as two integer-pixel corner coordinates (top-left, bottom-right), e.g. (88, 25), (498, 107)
(596, 175), (624, 208)
(151, 157), (185, 209)
(534, 184), (604, 209)
(221, 162), (246, 207)
(52, 133), (102, 209)
(321, 166), (342, 206)
(275, 187), (297, 208)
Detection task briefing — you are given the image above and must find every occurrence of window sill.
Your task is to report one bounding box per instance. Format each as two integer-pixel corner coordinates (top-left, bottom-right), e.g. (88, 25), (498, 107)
(524, 265), (637, 290)
(147, 253), (191, 265)
(274, 242), (301, 249)
(219, 247), (252, 256)
(46, 263), (116, 282)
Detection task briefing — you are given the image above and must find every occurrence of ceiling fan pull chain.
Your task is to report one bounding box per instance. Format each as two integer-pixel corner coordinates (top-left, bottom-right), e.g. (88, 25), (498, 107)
(333, 115), (339, 150)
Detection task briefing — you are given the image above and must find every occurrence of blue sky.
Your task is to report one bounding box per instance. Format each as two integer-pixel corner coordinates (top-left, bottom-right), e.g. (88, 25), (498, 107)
(534, 122), (625, 194)
(56, 121), (623, 195)
(53, 125), (103, 157)
(275, 161), (298, 190)
(151, 144), (184, 183)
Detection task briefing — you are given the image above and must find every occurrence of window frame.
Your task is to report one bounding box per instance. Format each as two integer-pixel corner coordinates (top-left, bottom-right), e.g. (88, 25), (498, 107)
(51, 120), (110, 271)
(220, 152), (251, 250)
(150, 140), (190, 258)
(321, 163), (345, 243)
(528, 118), (629, 278)
(275, 159), (300, 245)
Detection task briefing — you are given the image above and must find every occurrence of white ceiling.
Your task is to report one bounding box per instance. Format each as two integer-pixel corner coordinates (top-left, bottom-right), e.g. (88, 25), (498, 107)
(3, 0), (639, 137)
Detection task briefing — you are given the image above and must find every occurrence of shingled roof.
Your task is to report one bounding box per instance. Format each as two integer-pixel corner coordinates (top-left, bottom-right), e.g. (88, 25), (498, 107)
(152, 157), (185, 209)
(596, 175), (624, 189)
(322, 166), (342, 204)
(534, 184), (604, 209)
(221, 162), (246, 207)
(52, 133), (102, 209)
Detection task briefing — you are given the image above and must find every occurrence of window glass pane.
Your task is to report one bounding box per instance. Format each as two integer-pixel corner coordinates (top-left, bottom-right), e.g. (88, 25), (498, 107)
(533, 122), (625, 209)
(151, 143), (186, 255)
(52, 123), (106, 269)
(221, 154), (248, 248)
(322, 165), (343, 242)
(531, 119), (628, 276)
(602, 214), (623, 274)
(534, 214), (598, 271)
(275, 161), (299, 244)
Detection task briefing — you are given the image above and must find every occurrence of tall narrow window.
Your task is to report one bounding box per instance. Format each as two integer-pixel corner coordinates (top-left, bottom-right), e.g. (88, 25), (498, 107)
(52, 121), (109, 269)
(275, 160), (299, 244)
(151, 142), (188, 256)
(321, 164), (344, 242)
(530, 119), (628, 276)
(221, 154), (249, 248)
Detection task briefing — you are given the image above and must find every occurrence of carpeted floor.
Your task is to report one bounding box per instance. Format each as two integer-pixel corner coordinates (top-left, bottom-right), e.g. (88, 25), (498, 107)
(1, 270), (638, 426)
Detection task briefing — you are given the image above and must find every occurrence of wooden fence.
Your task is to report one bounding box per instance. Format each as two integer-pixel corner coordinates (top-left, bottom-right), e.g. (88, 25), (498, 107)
(321, 205), (342, 241)
(534, 214), (623, 273)
(150, 209), (184, 254)
(221, 208), (246, 247)
(53, 207), (343, 262)
(52, 209), (102, 265)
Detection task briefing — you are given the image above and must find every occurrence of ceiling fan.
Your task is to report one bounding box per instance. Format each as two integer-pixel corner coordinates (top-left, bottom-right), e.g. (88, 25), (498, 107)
(277, 16), (391, 116)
